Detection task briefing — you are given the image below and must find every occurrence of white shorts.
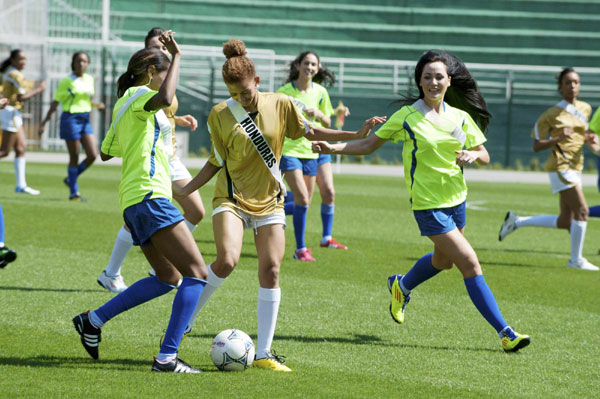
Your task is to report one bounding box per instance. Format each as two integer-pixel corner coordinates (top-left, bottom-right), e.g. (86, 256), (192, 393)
(169, 157), (192, 182)
(0, 105), (23, 133)
(212, 205), (286, 231)
(549, 170), (581, 194)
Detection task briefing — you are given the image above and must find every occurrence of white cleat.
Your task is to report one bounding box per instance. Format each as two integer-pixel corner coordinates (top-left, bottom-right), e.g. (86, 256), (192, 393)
(97, 270), (128, 293)
(567, 258), (599, 271)
(16, 186), (40, 195)
(499, 211), (518, 241)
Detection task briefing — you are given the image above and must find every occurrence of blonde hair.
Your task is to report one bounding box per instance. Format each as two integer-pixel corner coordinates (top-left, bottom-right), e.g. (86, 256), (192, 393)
(221, 39), (256, 83)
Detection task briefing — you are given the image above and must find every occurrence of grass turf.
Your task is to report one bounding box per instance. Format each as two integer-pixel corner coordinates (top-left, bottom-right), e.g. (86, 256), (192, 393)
(0, 162), (599, 398)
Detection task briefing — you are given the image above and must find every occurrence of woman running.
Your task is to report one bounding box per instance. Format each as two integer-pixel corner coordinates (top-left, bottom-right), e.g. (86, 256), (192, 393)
(0, 49), (46, 195)
(0, 96), (17, 269)
(277, 51), (347, 262)
(175, 39), (384, 371)
(39, 51), (105, 201)
(313, 50), (530, 352)
(499, 67), (599, 271)
(72, 31), (210, 373)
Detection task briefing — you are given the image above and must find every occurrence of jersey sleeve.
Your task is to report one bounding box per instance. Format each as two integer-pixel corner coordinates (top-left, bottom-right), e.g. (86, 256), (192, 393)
(100, 124), (122, 157)
(375, 108), (408, 143)
(283, 96), (309, 140)
(207, 109), (226, 167)
(53, 78), (71, 104)
(8, 71), (27, 95)
(589, 107), (600, 134)
(531, 113), (551, 140)
(463, 112), (487, 149)
(131, 90), (161, 119)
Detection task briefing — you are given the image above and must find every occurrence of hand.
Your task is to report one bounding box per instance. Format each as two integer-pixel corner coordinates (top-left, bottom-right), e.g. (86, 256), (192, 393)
(38, 81), (47, 91)
(38, 123), (46, 137)
(356, 116), (387, 138)
(94, 102), (106, 110)
(175, 114), (198, 131)
(0, 97), (8, 109)
(585, 132), (598, 145)
(559, 127), (573, 141)
(455, 150), (478, 167)
(159, 30), (180, 57)
(304, 108), (322, 120)
(312, 141), (335, 154)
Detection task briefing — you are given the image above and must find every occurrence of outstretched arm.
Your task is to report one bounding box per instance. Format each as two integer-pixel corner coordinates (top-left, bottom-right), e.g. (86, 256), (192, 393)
(312, 133), (387, 156)
(174, 161), (221, 197)
(533, 127), (572, 152)
(305, 116), (386, 142)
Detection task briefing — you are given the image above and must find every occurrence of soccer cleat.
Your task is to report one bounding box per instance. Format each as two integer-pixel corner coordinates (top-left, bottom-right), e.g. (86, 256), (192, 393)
(15, 186), (40, 195)
(72, 311), (102, 359)
(0, 246), (17, 269)
(501, 327), (530, 352)
(320, 238), (348, 250)
(388, 274), (410, 324)
(498, 211), (518, 241)
(69, 194), (87, 202)
(97, 271), (128, 293)
(151, 357), (202, 373)
(253, 351), (291, 372)
(293, 248), (315, 261)
(567, 258), (599, 271)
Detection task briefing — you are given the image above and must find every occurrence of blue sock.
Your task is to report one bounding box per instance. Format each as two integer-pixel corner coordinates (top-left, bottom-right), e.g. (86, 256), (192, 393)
(597, 157), (600, 191)
(284, 192), (294, 215)
(292, 204), (309, 250)
(589, 205), (600, 218)
(77, 161), (89, 176)
(67, 166), (79, 196)
(160, 277), (207, 354)
(0, 202), (5, 244)
(321, 204), (334, 240)
(464, 274), (508, 333)
(93, 276), (175, 325)
(401, 253), (439, 293)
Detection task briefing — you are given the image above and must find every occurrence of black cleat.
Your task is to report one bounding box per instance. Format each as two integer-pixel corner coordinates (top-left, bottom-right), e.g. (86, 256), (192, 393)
(0, 246), (17, 269)
(72, 312), (101, 359)
(151, 357), (202, 373)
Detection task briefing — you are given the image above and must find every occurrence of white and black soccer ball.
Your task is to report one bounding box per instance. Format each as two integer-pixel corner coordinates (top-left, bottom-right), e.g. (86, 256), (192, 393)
(210, 329), (255, 371)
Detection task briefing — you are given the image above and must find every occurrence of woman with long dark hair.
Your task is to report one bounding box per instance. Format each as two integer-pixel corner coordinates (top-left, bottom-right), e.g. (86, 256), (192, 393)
(499, 68), (599, 271)
(72, 31), (210, 373)
(0, 49), (46, 195)
(39, 51), (105, 201)
(313, 50), (530, 352)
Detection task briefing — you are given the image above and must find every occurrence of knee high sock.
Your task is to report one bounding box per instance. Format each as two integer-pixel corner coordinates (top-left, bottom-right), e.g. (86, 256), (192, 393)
(321, 204), (334, 242)
(90, 276), (176, 327)
(464, 274), (508, 334)
(0, 202), (5, 246)
(187, 264), (225, 330)
(597, 157), (600, 191)
(284, 192), (294, 215)
(67, 166), (79, 196)
(77, 160), (89, 176)
(569, 220), (587, 263)
(104, 226), (134, 277)
(293, 204), (309, 250)
(14, 157), (26, 189)
(399, 253), (440, 295)
(589, 206), (600, 218)
(515, 215), (557, 228)
(159, 277), (207, 357)
(256, 287), (281, 359)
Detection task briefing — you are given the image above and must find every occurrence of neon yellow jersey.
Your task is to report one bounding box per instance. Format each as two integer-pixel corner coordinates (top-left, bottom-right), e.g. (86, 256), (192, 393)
(589, 106), (600, 134)
(101, 86), (172, 212)
(277, 82), (332, 159)
(53, 73), (95, 113)
(375, 102), (486, 210)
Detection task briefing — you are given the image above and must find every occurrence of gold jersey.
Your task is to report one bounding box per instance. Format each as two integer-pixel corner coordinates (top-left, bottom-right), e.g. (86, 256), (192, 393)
(208, 91), (307, 216)
(1, 67), (32, 110)
(531, 100), (591, 172)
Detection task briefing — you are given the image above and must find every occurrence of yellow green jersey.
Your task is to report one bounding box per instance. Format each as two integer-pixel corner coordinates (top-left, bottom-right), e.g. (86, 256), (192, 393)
(54, 73), (95, 113)
(587, 105), (600, 135)
(375, 102), (486, 210)
(101, 86), (172, 212)
(277, 81), (332, 159)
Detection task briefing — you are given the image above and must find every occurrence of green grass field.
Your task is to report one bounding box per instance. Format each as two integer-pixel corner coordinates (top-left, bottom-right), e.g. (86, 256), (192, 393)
(0, 162), (599, 398)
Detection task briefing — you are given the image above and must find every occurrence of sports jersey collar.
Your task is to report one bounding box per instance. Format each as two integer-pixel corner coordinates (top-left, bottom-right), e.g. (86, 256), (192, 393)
(290, 80), (313, 92)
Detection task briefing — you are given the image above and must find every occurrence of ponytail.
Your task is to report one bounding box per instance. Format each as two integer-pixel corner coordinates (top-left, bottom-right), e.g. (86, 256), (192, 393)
(116, 47), (169, 97)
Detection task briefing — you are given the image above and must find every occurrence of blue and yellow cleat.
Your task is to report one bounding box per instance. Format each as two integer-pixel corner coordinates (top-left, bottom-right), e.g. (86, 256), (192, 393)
(500, 327), (530, 352)
(387, 274), (410, 324)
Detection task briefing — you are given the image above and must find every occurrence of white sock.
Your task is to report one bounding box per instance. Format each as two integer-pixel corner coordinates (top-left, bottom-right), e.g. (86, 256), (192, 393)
(187, 264), (225, 330)
(184, 217), (197, 233)
(88, 311), (104, 328)
(321, 235), (332, 245)
(569, 220), (587, 263)
(515, 215), (558, 228)
(104, 226), (134, 276)
(156, 352), (177, 363)
(256, 287), (281, 359)
(14, 157), (26, 188)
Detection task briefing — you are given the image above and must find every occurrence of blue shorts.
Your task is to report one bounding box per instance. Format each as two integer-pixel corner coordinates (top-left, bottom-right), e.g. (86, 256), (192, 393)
(413, 202), (466, 236)
(60, 112), (93, 141)
(280, 155), (318, 176)
(317, 153), (332, 166)
(123, 197), (184, 246)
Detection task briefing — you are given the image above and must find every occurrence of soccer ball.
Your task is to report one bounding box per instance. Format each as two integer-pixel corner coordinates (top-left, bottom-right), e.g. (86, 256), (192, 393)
(210, 329), (255, 371)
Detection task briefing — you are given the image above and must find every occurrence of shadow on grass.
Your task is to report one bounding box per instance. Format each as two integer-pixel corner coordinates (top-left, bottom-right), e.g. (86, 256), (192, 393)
(394, 343), (500, 354)
(192, 332), (385, 345)
(477, 247), (566, 257)
(0, 286), (99, 293)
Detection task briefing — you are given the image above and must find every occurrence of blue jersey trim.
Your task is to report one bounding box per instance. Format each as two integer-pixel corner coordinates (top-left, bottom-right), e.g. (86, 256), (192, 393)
(150, 115), (160, 178)
(404, 120), (418, 204)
